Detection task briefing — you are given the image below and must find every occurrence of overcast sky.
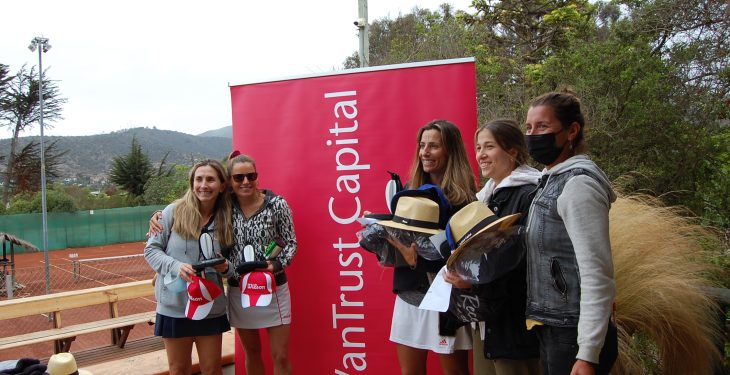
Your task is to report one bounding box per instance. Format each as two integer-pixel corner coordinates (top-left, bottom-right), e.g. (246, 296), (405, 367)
(1, 0), (474, 139)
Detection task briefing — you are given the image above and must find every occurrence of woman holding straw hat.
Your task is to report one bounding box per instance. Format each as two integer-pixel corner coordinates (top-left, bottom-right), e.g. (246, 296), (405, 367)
(386, 119), (477, 375)
(523, 90), (617, 375)
(443, 118), (541, 374)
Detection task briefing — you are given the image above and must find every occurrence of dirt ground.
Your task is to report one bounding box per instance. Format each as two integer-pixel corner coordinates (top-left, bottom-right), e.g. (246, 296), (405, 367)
(0, 242), (155, 361)
(9, 241), (147, 268)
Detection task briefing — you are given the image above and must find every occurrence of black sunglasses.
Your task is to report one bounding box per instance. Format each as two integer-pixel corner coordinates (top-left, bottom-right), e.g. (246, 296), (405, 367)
(232, 172), (258, 182)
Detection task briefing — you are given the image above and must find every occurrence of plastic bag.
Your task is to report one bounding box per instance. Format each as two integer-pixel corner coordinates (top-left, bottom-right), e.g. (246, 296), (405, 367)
(357, 224), (446, 267)
(357, 223), (397, 266)
(447, 226), (520, 284)
(384, 226), (445, 261)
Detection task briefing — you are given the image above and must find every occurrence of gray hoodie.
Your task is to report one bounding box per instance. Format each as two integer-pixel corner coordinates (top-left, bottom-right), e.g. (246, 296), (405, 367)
(144, 203), (227, 319)
(526, 155), (616, 364)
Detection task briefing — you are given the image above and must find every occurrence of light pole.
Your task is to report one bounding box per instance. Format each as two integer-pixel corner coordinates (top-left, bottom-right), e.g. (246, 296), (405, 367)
(28, 36), (52, 295)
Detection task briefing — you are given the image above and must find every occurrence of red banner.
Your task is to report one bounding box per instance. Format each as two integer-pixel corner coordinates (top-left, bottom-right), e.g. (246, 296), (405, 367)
(230, 59), (477, 374)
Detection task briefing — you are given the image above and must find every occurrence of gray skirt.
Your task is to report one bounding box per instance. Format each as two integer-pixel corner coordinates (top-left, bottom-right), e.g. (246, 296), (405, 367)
(228, 282), (292, 329)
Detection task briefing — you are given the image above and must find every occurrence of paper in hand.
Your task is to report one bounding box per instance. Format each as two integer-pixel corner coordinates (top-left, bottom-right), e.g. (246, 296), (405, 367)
(419, 266), (452, 312)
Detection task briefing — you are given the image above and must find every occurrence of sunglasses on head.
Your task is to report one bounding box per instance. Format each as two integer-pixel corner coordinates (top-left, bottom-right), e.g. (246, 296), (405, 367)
(232, 172), (258, 182)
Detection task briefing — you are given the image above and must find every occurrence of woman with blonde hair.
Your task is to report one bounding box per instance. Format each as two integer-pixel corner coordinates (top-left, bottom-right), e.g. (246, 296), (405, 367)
(144, 159), (234, 375)
(389, 119), (477, 375)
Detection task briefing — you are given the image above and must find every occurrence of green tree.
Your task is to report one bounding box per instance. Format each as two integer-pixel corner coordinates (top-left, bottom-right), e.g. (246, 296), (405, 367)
(342, 0), (730, 232)
(529, 0), (729, 226)
(6, 188), (76, 214)
(109, 137), (153, 197)
(143, 164), (189, 205)
(109, 137), (174, 198)
(0, 64), (11, 109)
(344, 4), (474, 68)
(6, 139), (68, 196)
(0, 64), (66, 205)
(464, 0), (596, 120)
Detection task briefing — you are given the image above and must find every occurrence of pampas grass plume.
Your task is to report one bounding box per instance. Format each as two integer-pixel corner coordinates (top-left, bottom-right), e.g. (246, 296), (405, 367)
(611, 195), (723, 374)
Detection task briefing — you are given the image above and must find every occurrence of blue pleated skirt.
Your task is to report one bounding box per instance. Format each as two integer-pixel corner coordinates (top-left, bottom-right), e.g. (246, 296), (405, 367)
(154, 313), (230, 338)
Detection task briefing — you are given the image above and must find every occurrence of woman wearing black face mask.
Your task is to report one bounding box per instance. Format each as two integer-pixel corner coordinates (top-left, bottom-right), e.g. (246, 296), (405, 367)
(523, 91), (618, 375)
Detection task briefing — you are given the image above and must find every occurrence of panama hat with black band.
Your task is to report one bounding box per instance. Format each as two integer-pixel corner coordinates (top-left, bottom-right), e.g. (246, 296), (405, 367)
(445, 201), (521, 268)
(389, 184), (451, 229)
(378, 196), (444, 235)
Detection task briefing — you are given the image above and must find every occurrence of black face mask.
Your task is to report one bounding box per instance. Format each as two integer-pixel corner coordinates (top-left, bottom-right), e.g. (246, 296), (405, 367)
(526, 132), (567, 166)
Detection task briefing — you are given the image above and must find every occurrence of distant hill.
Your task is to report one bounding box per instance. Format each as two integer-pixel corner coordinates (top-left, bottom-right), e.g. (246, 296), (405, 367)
(0, 127), (232, 182)
(197, 126), (232, 138)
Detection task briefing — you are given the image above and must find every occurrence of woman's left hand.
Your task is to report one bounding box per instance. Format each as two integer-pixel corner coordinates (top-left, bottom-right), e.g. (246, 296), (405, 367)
(261, 261), (275, 273)
(443, 269), (472, 289)
(386, 235), (417, 268)
(178, 263), (195, 282)
(213, 259), (229, 274)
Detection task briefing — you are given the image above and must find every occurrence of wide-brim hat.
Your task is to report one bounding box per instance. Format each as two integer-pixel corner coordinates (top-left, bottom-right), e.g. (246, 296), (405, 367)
(445, 202), (521, 268)
(390, 184), (451, 229)
(47, 352), (92, 375)
(379, 196), (443, 235)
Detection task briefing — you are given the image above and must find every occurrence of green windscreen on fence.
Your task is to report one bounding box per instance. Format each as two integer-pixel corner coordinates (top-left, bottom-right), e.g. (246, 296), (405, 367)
(0, 205), (165, 252)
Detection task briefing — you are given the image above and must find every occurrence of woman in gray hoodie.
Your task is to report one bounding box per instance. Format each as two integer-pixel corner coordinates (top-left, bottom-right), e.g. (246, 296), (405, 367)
(144, 159), (234, 375)
(523, 91), (618, 375)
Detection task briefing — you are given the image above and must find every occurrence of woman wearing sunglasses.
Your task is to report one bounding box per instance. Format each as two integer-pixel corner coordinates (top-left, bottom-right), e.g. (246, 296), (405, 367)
(223, 153), (297, 375)
(144, 159), (234, 375)
(149, 153), (297, 374)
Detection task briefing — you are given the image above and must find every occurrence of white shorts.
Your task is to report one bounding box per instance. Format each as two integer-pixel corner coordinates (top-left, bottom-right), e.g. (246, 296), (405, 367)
(389, 295), (473, 354)
(228, 282), (292, 329)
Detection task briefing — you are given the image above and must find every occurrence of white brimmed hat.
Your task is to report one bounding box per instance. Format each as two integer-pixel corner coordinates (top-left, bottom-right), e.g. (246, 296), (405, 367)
(46, 353), (92, 375)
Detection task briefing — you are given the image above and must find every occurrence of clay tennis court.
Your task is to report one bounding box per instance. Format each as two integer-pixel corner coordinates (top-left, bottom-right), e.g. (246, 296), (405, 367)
(0, 242), (156, 361)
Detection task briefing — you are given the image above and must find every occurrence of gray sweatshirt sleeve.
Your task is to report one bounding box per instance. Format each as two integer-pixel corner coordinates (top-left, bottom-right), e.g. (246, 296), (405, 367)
(144, 204), (183, 277)
(557, 175), (615, 364)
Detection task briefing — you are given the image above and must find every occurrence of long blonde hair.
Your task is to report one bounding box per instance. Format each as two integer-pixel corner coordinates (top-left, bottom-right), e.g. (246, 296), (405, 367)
(409, 120), (477, 207)
(172, 159), (233, 248)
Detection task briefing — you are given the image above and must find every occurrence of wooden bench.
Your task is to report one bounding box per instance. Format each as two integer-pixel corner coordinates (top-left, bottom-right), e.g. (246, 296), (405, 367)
(0, 280), (156, 353)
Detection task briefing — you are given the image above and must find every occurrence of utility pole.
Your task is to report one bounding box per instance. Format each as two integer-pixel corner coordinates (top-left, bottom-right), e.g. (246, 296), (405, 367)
(356, 0), (369, 67)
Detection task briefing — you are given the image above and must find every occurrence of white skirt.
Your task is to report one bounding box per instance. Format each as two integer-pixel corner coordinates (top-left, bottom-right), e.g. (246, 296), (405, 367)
(228, 282), (292, 329)
(390, 295), (473, 354)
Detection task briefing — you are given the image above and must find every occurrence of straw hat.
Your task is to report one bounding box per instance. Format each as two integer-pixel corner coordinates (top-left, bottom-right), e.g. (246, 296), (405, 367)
(46, 353), (92, 375)
(389, 184), (451, 229)
(379, 196), (443, 235)
(445, 202), (521, 267)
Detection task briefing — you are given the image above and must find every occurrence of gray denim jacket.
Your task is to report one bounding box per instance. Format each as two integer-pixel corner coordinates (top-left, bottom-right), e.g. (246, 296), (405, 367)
(524, 155), (616, 363)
